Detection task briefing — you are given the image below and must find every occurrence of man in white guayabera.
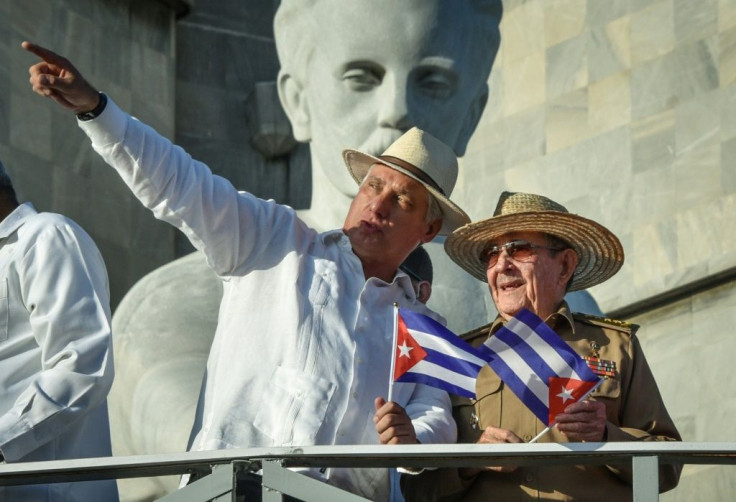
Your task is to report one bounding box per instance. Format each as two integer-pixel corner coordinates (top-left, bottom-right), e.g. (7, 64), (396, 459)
(24, 40), (474, 500)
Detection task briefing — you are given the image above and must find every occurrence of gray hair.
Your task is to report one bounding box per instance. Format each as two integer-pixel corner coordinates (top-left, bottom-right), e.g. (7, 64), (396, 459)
(274, 0), (502, 86)
(0, 159), (13, 189)
(425, 192), (443, 225)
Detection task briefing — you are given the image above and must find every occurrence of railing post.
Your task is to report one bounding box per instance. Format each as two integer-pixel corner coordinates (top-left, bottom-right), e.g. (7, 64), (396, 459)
(261, 460), (371, 502)
(156, 463), (235, 502)
(632, 455), (659, 502)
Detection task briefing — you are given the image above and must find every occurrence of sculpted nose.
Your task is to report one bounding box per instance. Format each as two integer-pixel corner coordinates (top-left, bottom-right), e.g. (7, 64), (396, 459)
(377, 74), (411, 131)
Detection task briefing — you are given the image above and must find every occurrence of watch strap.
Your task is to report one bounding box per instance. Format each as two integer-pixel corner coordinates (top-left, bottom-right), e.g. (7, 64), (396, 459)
(76, 92), (108, 121)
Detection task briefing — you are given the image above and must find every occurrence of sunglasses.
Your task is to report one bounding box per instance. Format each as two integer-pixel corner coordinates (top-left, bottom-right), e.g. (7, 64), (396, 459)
(479, 240), (564, 267)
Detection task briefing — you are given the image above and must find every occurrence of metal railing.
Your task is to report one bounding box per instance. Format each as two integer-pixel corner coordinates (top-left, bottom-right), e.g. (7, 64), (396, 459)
(1, 442), (735, 501)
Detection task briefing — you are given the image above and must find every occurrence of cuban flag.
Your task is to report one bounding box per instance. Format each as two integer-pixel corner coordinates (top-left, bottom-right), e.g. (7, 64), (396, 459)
(392, 308), (489, 398)
(479, 308), (601, 426)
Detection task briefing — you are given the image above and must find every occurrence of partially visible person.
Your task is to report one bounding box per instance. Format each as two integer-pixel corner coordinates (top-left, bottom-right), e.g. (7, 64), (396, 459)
(0, 160), (118, 501)
(23, 40), (471, 501)
(402, 191), (681, 501)
(400, 245), (433, 304)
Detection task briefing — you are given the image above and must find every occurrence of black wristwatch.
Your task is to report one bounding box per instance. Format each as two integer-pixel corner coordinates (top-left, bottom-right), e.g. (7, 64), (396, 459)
(76, 92), (108, 121)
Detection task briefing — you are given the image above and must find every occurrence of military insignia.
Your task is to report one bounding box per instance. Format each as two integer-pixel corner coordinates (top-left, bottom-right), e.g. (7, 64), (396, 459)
(584, 356), (617, 379)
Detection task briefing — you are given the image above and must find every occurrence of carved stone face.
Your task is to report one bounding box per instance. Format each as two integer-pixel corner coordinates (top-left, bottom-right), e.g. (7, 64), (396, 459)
(278, 0), (499, 198)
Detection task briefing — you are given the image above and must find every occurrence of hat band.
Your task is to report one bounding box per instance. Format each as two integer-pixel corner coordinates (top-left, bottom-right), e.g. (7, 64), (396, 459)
(379, 156), (446, 196)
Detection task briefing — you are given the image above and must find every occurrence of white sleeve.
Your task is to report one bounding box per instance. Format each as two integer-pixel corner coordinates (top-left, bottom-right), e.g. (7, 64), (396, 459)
(78, 97), (311, 276)
(407, 385), (456, 445)
(0, 221), (114, 461)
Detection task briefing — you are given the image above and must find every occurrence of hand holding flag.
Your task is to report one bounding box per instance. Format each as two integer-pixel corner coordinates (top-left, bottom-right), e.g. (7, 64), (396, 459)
(479, 308), (602, 440)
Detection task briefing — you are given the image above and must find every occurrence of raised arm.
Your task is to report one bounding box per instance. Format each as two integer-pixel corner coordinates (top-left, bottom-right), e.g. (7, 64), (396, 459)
(22, 42), (311, 276)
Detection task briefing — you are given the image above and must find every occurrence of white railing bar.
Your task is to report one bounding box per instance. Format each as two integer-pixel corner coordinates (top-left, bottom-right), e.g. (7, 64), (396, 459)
(0, 442), (734, 486)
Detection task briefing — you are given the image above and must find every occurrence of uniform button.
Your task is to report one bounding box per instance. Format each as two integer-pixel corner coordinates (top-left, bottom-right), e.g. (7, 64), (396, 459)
(523, 434), (532, 441)
(353, 391), (359, 399)
(525, 473), (534, 483)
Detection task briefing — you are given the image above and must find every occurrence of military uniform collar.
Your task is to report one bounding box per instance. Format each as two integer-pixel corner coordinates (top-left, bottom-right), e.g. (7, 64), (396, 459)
(489, 301), (575, 336)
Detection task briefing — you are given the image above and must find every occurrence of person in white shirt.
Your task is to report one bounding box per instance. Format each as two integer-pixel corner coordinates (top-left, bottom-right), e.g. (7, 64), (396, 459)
(23, 42), (471, 501)
(0, 160), (118, 501)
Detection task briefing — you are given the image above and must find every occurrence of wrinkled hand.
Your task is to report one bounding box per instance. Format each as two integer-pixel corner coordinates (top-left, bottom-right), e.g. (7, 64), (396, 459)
(373, 397), (418, 445)
(555, 399), (607, 442)
(22, 41), (100, 113)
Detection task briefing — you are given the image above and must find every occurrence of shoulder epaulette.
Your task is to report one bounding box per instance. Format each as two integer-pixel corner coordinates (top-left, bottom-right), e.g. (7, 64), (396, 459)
(573, 312), (639, 334)
(460, 322), (492, 343)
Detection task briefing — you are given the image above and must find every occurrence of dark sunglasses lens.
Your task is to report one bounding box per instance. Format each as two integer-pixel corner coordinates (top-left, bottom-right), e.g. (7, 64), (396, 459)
(481, 247), (499, 266)
(508, 242), (534, 261)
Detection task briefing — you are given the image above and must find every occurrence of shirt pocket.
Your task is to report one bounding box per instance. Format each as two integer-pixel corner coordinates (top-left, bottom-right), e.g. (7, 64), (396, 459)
(0, 278), (8, 342)
(591, 374), (621, 399)
(253, 365), (336, 446)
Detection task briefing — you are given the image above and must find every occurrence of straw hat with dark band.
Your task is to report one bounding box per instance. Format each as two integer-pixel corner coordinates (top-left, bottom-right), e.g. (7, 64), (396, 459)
(343, 127), (470, 235)
(444, 191), (624, 291)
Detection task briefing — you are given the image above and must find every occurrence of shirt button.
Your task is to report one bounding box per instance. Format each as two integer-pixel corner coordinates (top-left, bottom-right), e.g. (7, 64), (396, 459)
(353, 391), (359, 399)
(523, 434), (532, 441)
(525, 473), (534, 483)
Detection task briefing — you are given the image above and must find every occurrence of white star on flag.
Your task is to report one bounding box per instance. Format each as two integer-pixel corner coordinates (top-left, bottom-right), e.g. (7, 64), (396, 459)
(557, 385), (575, 404)
(398, 341), (414, 358)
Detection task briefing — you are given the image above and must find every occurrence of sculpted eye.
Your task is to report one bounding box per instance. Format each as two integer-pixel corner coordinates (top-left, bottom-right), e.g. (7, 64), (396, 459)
(414, 68), (457, 99)
(342, 65), (384, 91)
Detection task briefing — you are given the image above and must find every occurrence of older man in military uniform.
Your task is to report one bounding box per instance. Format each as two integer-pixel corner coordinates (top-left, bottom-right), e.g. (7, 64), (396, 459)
(402, 191), (682, 501)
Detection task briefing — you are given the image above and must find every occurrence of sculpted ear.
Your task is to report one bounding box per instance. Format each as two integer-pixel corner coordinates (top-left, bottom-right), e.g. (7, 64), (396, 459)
(277, 70), (311, 142)
(453, 83), (489, 156)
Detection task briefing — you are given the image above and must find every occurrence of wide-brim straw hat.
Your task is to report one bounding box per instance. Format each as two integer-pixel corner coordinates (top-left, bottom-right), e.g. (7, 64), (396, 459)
(342, 127), (470, 235)
(444, 191), (624, 291)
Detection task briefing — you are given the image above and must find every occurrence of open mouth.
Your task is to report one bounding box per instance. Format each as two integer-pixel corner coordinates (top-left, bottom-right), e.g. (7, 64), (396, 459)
(498, 279), (523, 291)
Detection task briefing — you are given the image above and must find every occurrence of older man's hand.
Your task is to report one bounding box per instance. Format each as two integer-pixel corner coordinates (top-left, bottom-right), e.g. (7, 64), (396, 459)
(22, 41), (101, 114)
(555, 399), (607, 442)
(373, 397), (418, 445)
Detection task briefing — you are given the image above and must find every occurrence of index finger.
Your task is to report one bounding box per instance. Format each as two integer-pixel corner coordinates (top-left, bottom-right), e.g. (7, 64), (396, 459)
(21, 41), (67, 66)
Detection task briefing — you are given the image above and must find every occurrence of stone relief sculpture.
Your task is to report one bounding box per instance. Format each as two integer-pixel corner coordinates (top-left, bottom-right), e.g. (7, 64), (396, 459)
(109, 0), (601, 498)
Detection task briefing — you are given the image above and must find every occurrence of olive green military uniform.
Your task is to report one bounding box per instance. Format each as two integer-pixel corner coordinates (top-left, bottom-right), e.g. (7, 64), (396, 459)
(402, 303), (681, 502)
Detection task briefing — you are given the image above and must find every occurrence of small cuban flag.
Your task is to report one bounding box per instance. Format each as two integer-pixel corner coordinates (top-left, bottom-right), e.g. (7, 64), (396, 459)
(390, 307), (489, 399)
(479, 308), (602, 427)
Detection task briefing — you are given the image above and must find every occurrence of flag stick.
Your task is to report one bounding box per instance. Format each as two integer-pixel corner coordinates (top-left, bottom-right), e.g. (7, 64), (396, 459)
(388, 303), (399, 403)
(528, 378), (605, 444)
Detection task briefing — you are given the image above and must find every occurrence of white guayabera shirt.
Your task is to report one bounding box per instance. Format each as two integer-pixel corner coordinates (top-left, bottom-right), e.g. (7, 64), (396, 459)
(79, 98), (455, 501)
(0, 203), (118, 502)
